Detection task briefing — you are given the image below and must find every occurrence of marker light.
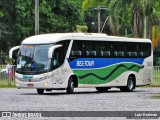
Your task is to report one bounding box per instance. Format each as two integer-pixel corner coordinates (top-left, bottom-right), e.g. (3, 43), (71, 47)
(44, 82), (48, 86)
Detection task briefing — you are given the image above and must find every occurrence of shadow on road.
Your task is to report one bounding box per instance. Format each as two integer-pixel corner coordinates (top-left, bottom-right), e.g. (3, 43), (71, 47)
(20, 88), (144, 96)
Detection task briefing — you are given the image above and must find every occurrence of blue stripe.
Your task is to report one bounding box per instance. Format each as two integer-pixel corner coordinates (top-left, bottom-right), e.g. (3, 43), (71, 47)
(68, 58), (144, 69)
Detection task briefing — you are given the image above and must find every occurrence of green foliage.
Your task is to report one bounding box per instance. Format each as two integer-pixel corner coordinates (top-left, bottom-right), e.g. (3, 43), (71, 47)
(14, 0), (34, 41)
(82, 0), (105, 11)
(39, 0), (83, 33)
(154, 42), (160, 66)
(0, 11), (4, 18)
(154, 57), (160, 66)
(76, 25), (88, 32)
(0, 0), (84, 61)
(82, 0), (160, 38)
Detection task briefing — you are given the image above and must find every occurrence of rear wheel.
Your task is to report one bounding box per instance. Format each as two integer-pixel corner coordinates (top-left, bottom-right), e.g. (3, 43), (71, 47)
(66, 77), (74, 94)
(96, 87), (109, 92)
(120, 76), (135, 92)
(37, 89), (44, 94)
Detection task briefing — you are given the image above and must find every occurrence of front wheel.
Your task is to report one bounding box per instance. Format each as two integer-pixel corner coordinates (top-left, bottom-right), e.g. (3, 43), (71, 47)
(37, 89), (44, 94)
(66, 77), (74, 94)
(120, 76), (135, 92)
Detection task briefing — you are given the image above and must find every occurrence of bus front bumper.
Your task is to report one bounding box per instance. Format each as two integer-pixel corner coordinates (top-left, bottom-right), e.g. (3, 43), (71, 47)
(16, 78), (53, 89)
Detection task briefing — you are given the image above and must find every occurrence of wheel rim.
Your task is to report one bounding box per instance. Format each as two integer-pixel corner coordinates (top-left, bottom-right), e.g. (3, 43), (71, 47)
(128, 79), (133, 90)
(70, 81), (74, 91)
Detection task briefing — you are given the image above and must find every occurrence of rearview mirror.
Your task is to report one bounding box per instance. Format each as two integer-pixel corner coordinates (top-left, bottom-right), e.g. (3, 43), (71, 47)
(48, 44), (62, 59)
(9, 46), (20, 59)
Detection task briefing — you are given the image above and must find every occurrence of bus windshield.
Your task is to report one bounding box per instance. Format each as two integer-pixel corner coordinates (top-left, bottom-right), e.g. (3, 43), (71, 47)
(16, 44), (53, 74)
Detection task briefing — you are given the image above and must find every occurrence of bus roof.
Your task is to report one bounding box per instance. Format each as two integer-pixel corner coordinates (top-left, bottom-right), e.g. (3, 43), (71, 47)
(22, 33), (151, 44)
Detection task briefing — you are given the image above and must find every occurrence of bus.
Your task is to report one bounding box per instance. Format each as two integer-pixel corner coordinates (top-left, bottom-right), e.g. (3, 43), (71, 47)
(9, 33), (153, 94)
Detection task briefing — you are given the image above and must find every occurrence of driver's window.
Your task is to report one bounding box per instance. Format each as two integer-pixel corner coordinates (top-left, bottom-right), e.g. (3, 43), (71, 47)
(52, 48), (62, 69)
(51, 40), (70, 69)
(53, 51), (60, 67)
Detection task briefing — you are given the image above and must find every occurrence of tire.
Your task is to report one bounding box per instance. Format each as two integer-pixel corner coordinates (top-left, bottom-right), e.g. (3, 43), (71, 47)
(37, 89), (44, 94)
(96, 87), (109, 92)
(66, 77), (74, 94)
(120, 76), (135, 92)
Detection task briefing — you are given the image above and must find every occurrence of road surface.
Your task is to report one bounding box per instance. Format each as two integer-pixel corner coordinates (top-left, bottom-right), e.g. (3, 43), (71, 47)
(0, 87), (160, 119)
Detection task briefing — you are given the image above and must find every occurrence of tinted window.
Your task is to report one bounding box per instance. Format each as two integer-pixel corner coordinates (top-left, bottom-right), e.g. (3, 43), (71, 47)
(69, 41), (84, 59)
(138, 43), (151, 57)
(52, 40), (70, 69)
(112, 42), (125, 57)
(126, 43), (138, 57)
(99, 42), (111, 57)
(85, 41), (98, 57)
(69, 40), (151, 59)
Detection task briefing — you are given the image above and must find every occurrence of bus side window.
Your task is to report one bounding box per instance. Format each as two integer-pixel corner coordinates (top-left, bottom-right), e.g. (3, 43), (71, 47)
(71, 50), (82, 57)
(100, 51), (110, 57)
(112, 42), (125, 57)
(126, 43), (138, 58)
(99, 42), (111, 58)
(127, 52), (137, 57)
(69, 41), (84, 60)
(114, 51), (124, 57)
(85, 41), (98, 58)
(86, 51), (97, 57)
(139, 52), (144, 57)
(138, 43), (151, 58)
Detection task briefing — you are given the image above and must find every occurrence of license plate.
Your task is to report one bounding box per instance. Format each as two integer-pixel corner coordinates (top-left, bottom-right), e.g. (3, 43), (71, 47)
(27, 84), (34, 87)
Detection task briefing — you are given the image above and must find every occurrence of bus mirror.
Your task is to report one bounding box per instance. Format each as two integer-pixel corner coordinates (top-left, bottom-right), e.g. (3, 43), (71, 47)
(48, 44), (62, 59)
(9, 46), (20, 59)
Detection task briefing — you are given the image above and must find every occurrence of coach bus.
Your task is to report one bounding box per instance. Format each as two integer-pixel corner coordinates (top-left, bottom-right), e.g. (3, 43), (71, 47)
(9, 33), (153, 94)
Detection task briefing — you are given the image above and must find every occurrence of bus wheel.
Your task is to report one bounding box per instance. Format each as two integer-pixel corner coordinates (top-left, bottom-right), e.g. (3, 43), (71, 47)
(96, 87), (109, 92)
(120, 76), (135, 92)
(66, 77), (74, 94)
(37, 89), (44, 94)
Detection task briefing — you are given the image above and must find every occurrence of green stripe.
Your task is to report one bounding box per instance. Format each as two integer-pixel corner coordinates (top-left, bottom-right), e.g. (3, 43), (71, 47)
(73, 63), (143, 84)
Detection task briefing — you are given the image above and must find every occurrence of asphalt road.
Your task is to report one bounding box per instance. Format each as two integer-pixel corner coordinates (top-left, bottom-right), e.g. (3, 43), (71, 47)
(0, 87), (160, 119)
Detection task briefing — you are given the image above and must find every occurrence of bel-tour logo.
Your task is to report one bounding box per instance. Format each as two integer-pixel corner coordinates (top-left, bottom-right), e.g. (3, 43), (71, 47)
(76, 61), (94, 67)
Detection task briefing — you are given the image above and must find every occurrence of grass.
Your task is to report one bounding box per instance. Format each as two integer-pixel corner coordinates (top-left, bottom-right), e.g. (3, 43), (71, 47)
(153, 69), (160, 86)
(0, 66), (16, 88)
(0, 80), (16, 88)
(151, 94), (160, 99)
(0, 84), (16, 88)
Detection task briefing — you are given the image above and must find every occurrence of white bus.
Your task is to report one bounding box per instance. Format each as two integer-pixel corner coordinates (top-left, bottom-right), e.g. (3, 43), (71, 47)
(9, 33), (153, 94)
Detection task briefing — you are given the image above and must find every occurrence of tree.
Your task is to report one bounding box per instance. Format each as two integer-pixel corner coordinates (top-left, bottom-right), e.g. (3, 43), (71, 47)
(82, 0), (106, 33)
(84, 7), (109, 33)
(0, 0), (84, 59)
(82, 0), (131, 35)
(82, 0), (160, 38)
(0, 0), (16, 53)
(39, 0), (83, 33)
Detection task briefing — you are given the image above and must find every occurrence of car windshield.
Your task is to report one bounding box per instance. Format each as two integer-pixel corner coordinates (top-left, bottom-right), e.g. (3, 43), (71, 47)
(16, 44), (53, 74)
